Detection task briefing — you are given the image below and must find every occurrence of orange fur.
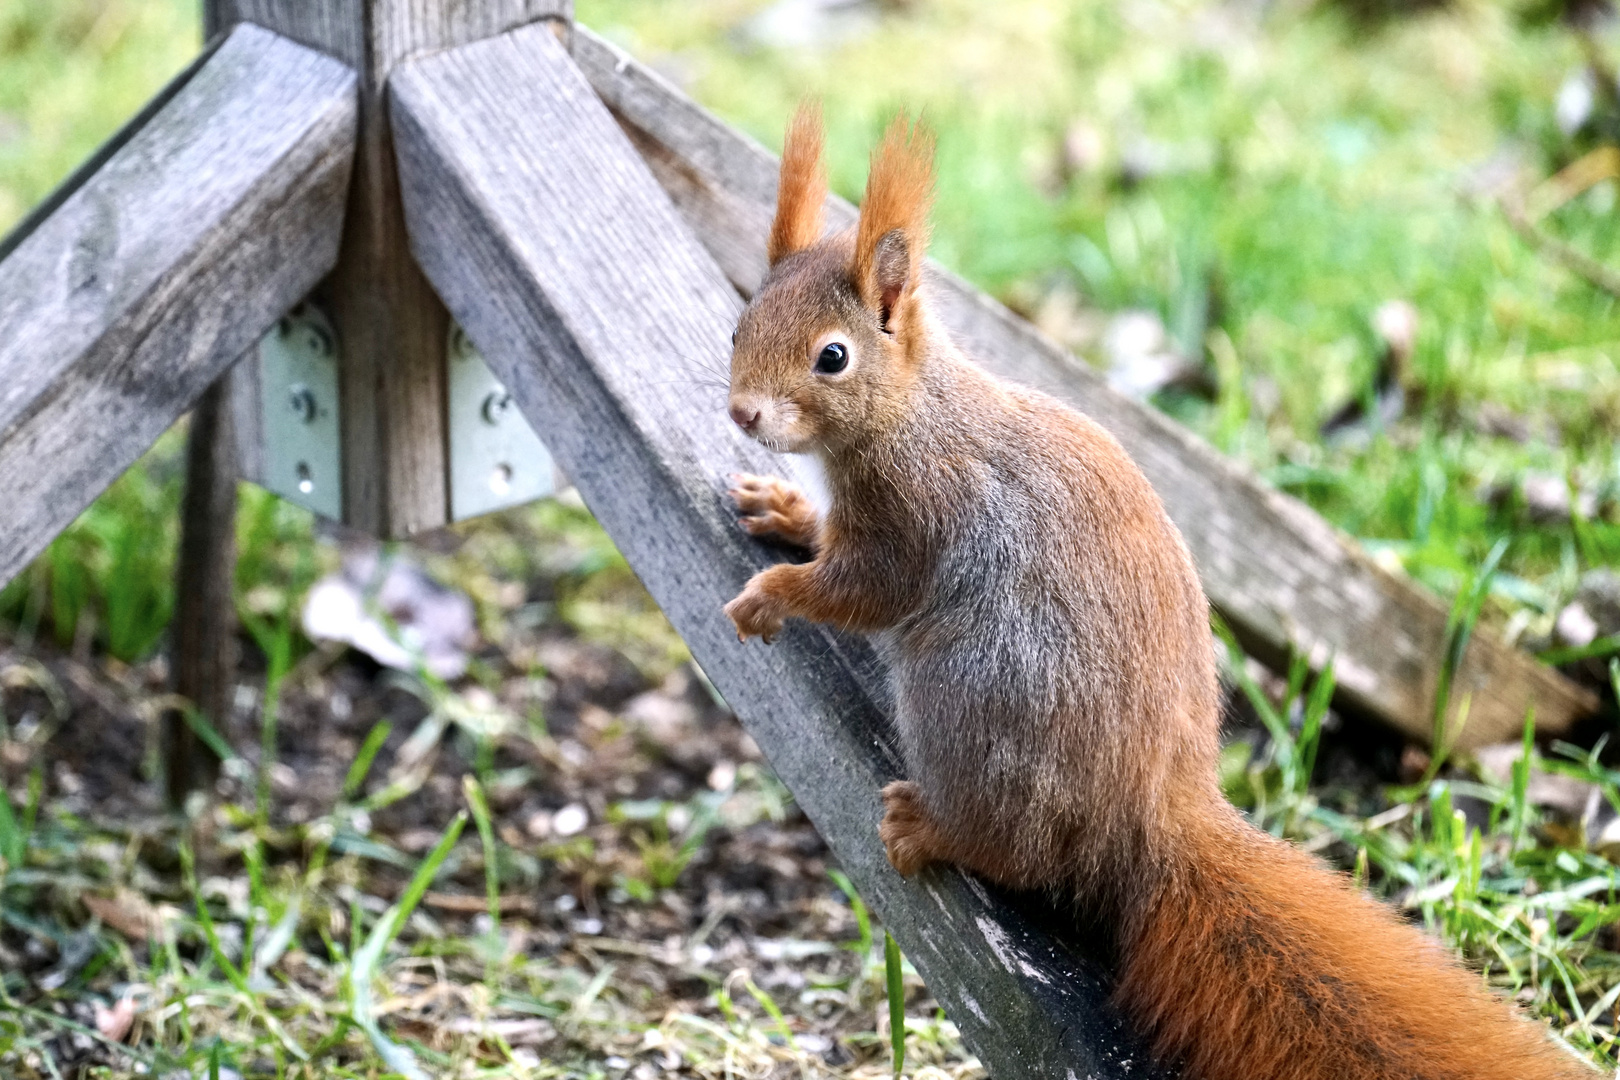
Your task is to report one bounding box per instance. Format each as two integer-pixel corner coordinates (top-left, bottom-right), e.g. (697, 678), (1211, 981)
(723, 108), (1594, 1080)
(766, 102), (828, 265)
(852, 114), (934, 329)
(1121, 801), (1586, 1079)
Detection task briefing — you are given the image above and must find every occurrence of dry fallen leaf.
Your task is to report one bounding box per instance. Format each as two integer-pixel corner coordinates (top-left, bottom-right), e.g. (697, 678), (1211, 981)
(83, 891), (157, 942)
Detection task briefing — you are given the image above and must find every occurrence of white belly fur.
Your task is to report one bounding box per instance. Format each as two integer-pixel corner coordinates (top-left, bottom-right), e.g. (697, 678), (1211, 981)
(789, 454), (834, 517)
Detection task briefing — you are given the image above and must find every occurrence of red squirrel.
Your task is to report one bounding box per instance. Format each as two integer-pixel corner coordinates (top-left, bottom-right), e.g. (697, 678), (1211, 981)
(720, 104), (1591, 1080)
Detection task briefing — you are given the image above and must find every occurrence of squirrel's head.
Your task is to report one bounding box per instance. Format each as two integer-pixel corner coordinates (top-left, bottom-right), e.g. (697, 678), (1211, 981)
(728, 104), (935, 455)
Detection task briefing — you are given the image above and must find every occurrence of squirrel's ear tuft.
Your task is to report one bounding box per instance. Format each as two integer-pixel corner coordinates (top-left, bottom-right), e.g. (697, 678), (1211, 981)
(853, 113), (934, 331)
(767, 102), (827, 266)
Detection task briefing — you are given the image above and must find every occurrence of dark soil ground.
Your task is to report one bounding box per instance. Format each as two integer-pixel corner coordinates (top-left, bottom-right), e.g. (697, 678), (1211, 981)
(0, 503), (991, 1078)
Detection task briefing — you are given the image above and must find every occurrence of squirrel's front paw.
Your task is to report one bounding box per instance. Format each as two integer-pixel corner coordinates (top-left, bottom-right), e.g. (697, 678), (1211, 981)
(728, 473), (819, 549)
(724, 577), (787, 643)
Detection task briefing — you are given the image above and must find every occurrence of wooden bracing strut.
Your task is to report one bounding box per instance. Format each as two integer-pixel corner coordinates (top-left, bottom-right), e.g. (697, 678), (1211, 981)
(0, 7), (1602, 1076)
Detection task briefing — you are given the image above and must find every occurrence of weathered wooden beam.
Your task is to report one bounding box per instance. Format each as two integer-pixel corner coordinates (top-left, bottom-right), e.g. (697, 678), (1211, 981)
(569, 26), (1597, 750)
(0, 25), (356, 589)
(390, 24), (1161, 1080)
(210, 0), (571, 536)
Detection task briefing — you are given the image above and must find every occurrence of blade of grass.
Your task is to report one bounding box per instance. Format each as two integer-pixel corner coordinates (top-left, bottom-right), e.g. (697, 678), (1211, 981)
(828, 869), (873, 956)
(1537, 633), (1620, 667)
(181, 706), (240, 766)
(251, 893), (302, 980)
(742, 975), (797, 1051)
(179, 842), (249, 994)
(1512, 707), (1535, 851)
(20, 768), (39, 848)
(0, 783), (23, 872)
(1428, 538), (1508, 778)
(241, 836), (266, 964)
(885, 931), (905, 1078)
(343, 721), (393, 801)
(1297, 660), (1335, 795)
(348, 810), (466, 1080)
(564, 961), (617, 1036)
(243, 605), (296, 832)
(462, 774), (500, 928)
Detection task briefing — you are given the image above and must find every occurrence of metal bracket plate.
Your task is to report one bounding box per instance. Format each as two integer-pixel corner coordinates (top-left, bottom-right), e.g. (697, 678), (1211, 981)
(448, 324), (555, 521)
(257, 305), (343, 521)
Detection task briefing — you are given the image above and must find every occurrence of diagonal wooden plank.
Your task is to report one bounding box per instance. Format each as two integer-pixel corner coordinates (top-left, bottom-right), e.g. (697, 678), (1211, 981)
(390, 23), (1164, 1080)
(568, 26), (1598, 750)
(0, 24), (357, 587)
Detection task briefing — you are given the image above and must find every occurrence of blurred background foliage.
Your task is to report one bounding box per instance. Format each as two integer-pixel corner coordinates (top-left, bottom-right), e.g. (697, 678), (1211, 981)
(1, 0), (1618, 659)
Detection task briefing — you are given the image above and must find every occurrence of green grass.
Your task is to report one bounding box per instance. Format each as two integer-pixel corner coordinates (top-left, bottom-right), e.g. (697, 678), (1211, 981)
(1224, 666), (1620, 1064)
(4, 0), (1620, 1075)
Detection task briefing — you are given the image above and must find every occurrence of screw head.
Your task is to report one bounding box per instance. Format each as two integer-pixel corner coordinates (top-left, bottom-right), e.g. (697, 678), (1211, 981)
(481, 389), (513, 426)
(288, 384), (318, 423)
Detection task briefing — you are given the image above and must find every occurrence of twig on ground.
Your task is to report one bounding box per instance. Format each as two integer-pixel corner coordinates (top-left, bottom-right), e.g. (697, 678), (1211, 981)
(1500, 196), (1620, 300)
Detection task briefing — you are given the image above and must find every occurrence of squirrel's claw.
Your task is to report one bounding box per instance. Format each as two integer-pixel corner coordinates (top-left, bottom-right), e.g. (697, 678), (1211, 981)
(724, 580), (786, 643)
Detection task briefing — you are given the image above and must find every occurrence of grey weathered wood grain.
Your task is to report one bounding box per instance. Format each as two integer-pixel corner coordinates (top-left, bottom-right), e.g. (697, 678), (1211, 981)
(213, 0), (571, 70)
(390, 24), (1164, 1079)
(571, 25), (1596, 749)
(0, 24), (356, 587)
(210, 0), (571, 536)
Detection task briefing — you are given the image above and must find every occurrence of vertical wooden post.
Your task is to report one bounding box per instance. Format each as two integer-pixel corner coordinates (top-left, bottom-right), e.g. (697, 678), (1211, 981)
(166, 381), (240, 804)
(210, 0), (571, 537)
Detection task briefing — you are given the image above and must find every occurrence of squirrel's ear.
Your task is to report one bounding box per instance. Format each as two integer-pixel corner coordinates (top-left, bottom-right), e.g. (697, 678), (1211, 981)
(767, 102), (827, 266)
(853, 113), (934, 331)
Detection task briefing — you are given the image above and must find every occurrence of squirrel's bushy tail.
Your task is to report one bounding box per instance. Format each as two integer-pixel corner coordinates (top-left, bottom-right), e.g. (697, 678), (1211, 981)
(1115, 805), (1589, 1080)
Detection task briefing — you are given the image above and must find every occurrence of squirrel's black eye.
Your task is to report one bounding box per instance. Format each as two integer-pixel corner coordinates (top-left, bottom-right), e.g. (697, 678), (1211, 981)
(815, 342), (849, 374)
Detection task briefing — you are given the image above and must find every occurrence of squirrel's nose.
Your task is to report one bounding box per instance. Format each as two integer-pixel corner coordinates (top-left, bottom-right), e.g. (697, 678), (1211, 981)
(729, 404), (761, 431)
